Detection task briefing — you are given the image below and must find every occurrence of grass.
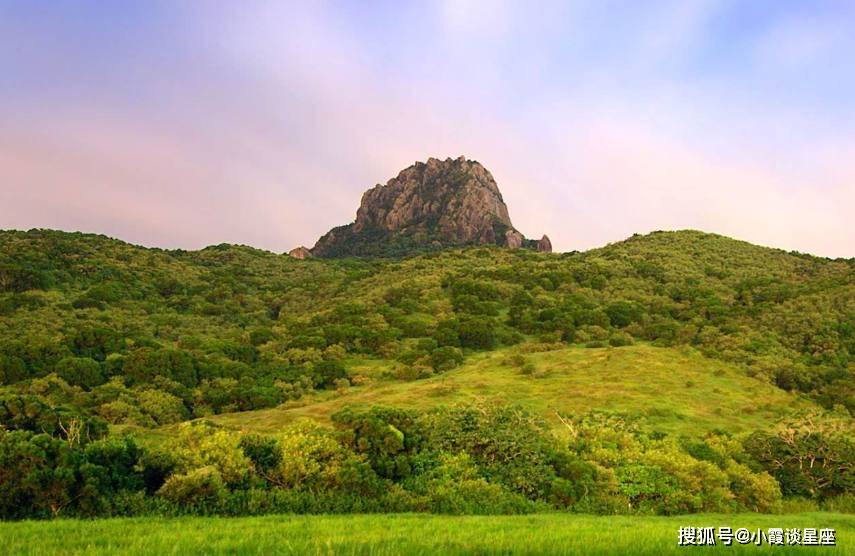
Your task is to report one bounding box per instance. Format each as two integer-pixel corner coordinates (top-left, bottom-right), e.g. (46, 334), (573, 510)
(207, 344), (810, 436)
(1, 512), (851, 555)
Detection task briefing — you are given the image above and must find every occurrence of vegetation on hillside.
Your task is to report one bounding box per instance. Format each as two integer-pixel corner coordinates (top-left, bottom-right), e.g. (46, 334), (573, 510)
(0, 228), (852, 518)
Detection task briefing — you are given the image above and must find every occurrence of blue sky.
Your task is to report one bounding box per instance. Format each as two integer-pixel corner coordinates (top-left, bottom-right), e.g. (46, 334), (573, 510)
(1, 1), (853, 256)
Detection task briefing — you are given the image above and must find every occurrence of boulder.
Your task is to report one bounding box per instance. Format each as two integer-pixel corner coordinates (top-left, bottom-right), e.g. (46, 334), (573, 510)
(288, 246), (312, 259)
(537, 235), (552, 253)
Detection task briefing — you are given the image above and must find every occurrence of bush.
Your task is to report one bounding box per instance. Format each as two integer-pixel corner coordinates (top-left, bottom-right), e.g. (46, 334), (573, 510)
(424, 404), (558, 498)
(457, 316), (497, 350)
(168, 422), (253, 487)
(136, 389), (189, 425)
(240, 434), (282, 476)
(429, 346), (464, 371)
(312, 360), (347, 389)
(743, 414), (855, 498)
(157, 466), (227, 507)
(0, 430), (75, 518)
(408, 453), (536, 514)
(274, 420), (370, 491)
(609, 331), (634, 347)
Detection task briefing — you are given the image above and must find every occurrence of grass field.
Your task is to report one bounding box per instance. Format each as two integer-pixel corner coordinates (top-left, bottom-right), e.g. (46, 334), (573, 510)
(1, 513), (852, 555)
(206, 344), (810, 436)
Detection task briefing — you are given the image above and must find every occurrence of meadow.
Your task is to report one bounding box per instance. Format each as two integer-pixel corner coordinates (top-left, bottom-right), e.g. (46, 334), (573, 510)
(208, 344), (810, 437)
(2, 512), (853, 555)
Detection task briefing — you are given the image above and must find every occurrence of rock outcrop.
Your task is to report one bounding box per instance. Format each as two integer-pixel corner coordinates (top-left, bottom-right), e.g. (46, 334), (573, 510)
(288, 246), (312, 259)
(311, 156), (551, 257)
(537, 235), (552, 253)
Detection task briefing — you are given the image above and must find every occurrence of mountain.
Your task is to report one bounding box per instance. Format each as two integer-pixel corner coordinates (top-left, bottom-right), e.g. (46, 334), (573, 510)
(309, 156), (551, 257)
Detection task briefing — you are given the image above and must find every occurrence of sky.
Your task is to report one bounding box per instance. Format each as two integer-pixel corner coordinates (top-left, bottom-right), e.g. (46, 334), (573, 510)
(1, 1), (853, 257)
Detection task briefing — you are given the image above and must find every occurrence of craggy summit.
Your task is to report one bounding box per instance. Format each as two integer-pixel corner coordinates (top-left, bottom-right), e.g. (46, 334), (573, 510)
(308, 156), (551, 257)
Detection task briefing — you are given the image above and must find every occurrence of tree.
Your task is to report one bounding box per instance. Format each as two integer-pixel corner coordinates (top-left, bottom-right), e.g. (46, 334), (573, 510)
(123, 348), (197, 387)
(0, 354), (27, 384)
(0, 430), (76, 518)
(743, 414), (854, 498)
(55, 356), (104, 389)
(457, 316), (497, 350)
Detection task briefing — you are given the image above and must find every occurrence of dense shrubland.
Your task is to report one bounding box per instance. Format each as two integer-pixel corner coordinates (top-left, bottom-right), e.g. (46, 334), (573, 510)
(1, 404), (852, 519)
(0, 228), (852, 518)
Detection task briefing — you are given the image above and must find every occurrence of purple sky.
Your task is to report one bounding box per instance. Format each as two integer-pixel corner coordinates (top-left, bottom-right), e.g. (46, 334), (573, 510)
(1, 1), (853, 257)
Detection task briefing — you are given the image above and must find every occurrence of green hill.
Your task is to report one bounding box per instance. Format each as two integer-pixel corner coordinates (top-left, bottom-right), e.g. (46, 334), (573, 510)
(0, 228), (852, 519)
(1, 227), (851, 425)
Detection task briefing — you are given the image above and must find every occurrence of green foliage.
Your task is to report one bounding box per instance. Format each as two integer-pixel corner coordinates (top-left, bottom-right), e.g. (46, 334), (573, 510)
(2, 229), (852, 428)
(0, 229), (852, 519)
(55, 357), (104, 389)
(743, 413), (854, 499)
(0, 354), (27, 384)
(429, 346), (464, 371)
(566, 412), (783, 514)
(332, 407), (424, 481)
(239, 434), (282, 475)
(312, 360), (347, 389)
(423, 404), (558, 498)
(166, 422), (253, 487)
(157, 466), (227, 507)
(0, 430), (76, 518)
(123, 348), (197, 388)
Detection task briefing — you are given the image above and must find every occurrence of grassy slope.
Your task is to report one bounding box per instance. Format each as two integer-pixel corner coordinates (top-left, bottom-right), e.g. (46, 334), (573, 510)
(2, 228), (849, 441)
(209, 344), (812, 436)
(2, 513), (852, 555)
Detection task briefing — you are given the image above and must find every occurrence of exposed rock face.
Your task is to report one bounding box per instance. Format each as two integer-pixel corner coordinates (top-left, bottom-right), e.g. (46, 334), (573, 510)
(537, 235), (552, 253)
(311, 156), (551, 257)
(288, 246), (312, 259)
(505, 229), (524, 249)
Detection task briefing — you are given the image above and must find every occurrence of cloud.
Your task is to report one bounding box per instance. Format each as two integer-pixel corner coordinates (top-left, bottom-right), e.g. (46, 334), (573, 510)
(555, 117), (854, 257)
(0, 1), (852, 258)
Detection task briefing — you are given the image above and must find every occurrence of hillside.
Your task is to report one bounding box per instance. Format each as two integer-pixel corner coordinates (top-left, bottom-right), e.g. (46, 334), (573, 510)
(210, 344), (813, 437)
(1, 228), (852, 423)
(1, 227), (853, 519)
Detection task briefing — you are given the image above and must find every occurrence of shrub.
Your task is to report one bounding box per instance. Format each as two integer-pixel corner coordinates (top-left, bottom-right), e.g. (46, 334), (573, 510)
(168, 422), (253, 487)
(408, 453), (536, 514)
(136, 389), (189, 425)
(743, 414), (855, 498)
(609, 331), (634, 347)
(0, 430), (76, 518)
(424, 404), (558, 498)
(157, 466), (227, 507)
(429, 346), (464, 372)
(274, 420), (364, 490)
(312, 360), (347, 389)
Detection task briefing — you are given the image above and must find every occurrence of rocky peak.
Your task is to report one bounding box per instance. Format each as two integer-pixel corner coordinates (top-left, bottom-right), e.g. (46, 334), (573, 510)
(353, 156), (511, 242)
(311, 156), (551, 257)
